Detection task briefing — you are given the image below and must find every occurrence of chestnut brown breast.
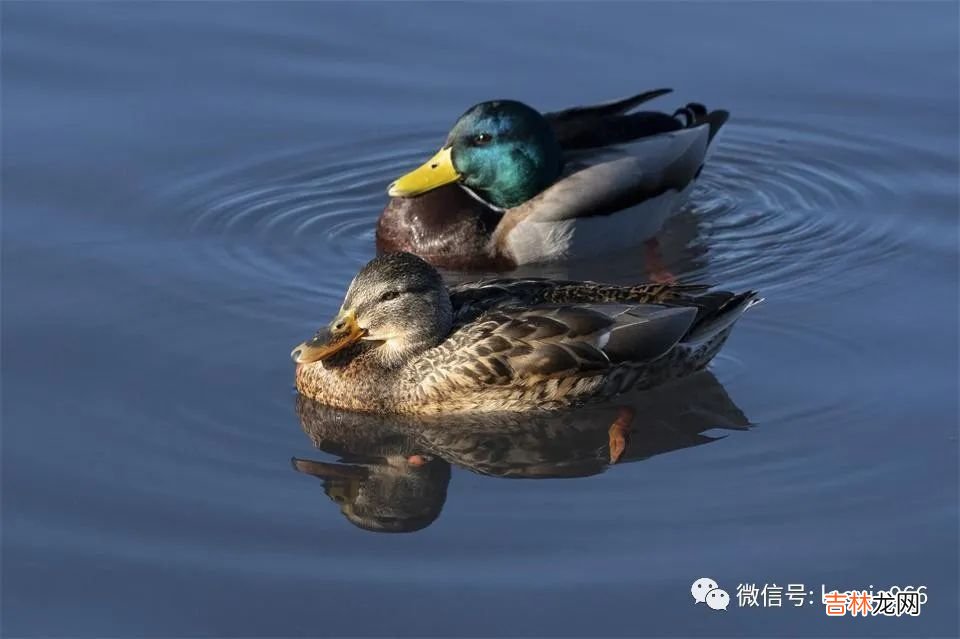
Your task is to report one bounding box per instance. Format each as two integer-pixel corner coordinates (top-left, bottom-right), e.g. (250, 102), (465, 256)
(376, 185), (513, 271)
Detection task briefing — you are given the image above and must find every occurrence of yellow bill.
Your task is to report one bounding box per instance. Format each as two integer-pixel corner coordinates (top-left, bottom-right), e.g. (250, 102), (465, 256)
(291, 309), (366, 364)
(387, 146), (460, 197)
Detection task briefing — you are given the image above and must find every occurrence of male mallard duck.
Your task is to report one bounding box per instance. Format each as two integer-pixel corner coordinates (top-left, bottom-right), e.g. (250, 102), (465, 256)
(377, 89), (728, 270)
(291, 252), (759, 413)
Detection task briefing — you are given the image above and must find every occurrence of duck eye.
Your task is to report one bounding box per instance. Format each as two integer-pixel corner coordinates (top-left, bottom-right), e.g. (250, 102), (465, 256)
(379, 290), (400, 302)
(473, 132), (492, 146)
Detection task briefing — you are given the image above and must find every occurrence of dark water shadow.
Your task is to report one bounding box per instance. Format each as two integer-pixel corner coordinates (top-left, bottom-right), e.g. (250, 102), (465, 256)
(291, 371), (750, 533)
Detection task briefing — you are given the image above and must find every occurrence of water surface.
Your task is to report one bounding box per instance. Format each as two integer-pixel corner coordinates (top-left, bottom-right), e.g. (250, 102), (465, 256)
(3, 2), (958, 636)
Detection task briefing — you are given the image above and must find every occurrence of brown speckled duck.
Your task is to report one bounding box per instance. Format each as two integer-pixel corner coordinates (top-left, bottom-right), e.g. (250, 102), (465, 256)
(290, 252), (760, 414)
(377, 89), (728, 271)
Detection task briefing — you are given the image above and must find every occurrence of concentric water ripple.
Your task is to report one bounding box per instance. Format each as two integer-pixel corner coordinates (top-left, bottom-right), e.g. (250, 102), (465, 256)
(157, 118), (920, 310)
(687, 118), (912, 298)
(158, 130), (441, 301)
(715, 304), (878, 427)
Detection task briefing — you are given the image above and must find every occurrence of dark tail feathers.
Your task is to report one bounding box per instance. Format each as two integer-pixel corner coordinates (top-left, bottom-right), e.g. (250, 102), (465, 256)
(549, 88), (673, 123)
(683, 290), (762, 343)
(547, 90), (730, 150)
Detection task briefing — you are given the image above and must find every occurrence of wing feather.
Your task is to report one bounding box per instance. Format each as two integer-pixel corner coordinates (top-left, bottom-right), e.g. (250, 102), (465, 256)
(449, 278), (713, 328)
(414, 301), (701, 403)
(545, 88), (679, 149)
(503, 126), (710, 226)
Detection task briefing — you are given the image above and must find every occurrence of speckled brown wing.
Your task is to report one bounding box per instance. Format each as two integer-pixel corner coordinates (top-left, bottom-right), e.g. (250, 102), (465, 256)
(449, 278), (710, 326)
(414, 307), (610, 392)
(410, 303), (697, 408)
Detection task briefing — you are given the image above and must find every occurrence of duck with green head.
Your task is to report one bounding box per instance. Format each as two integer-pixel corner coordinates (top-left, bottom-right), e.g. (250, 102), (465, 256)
(377, 88), (728, 270)
(390, 100), (563, 209)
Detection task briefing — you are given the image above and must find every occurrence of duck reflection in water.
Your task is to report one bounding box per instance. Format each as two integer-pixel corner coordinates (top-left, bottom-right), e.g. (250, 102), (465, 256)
(292, 370), (749, 533)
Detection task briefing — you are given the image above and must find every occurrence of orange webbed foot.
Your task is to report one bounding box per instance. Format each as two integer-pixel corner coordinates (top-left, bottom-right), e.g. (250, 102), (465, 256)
(608, 407), (636, 464)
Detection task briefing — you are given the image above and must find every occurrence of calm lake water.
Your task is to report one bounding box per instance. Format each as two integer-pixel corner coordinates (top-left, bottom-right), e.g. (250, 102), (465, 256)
(3, 2), (958, 636)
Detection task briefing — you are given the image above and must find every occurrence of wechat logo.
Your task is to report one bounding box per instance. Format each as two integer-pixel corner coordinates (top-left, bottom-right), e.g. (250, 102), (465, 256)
(692, 577), (730, 611)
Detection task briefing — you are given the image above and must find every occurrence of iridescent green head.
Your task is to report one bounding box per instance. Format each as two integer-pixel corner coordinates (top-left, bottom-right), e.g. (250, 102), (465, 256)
(388, 100), (563, 209)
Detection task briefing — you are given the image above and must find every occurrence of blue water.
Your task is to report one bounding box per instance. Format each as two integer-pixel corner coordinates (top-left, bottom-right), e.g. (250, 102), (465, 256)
(2, 2), (958, 636)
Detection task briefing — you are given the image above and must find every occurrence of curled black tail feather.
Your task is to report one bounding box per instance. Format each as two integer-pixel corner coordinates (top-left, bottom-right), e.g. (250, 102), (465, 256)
(673, 103), (729, 143)
(672, 103), (708, 127)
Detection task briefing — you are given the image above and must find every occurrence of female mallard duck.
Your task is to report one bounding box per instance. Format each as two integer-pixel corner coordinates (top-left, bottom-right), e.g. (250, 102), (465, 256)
(377, 89), (728, 270)
(291, 252), (759, 413)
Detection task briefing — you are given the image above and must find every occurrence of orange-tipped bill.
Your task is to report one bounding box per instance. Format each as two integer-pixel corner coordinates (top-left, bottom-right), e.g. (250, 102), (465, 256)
(387, 146), (460, 197)
(291, 310), (366, 364)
